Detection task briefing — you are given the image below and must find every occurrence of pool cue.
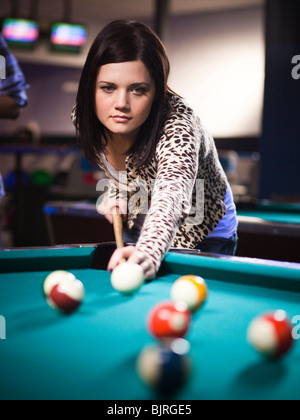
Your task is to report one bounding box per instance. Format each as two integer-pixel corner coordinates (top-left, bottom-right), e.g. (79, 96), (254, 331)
(112, 213), (126, 264)
(112, 213), (124, 248)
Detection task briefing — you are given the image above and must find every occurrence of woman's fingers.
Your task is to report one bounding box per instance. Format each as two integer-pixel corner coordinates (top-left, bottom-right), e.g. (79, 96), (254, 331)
(107, 246), (156, 280)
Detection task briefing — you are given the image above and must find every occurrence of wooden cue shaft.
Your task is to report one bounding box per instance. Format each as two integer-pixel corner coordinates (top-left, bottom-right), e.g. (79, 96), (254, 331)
(112, 213), (124, 249)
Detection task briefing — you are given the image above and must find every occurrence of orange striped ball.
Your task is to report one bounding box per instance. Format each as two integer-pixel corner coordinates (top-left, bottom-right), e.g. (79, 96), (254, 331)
(171, 275), (208, 312)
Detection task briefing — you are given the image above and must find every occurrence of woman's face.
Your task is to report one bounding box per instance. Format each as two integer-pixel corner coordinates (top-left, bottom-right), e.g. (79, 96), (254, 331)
(95, 60), (156, 141)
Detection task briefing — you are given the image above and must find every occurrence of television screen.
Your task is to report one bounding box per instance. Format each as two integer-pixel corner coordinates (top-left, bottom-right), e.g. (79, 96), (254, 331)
(2, 18), (39, 48)
(51, 23), (87, 53)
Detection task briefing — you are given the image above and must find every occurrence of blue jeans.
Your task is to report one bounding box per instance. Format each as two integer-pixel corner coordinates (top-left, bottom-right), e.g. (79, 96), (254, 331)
(194, 233), (238, 256)
(124, 225), (238, 257)
(123, 225), (141, 244)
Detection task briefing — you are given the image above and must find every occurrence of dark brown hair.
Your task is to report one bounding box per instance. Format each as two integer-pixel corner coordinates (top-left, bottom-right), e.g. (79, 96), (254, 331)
(74, 20), (174, 169)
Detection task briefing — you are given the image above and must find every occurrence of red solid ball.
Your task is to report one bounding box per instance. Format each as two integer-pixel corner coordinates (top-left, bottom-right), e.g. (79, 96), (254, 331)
(147, 301), (191, 342)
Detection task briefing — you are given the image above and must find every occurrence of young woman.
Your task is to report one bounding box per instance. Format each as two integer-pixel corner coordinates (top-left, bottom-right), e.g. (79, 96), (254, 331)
(73, 20), (238, 279)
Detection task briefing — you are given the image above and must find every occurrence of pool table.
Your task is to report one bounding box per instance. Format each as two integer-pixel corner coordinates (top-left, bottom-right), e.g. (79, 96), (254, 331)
(0, 244), (300, 401)
(237, 201), (300, 263)
(44, 200), (300, 264)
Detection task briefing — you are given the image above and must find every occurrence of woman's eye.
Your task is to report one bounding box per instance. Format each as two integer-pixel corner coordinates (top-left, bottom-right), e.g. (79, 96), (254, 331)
(101, 86), (114, 93)
(133, 87), (146, 95)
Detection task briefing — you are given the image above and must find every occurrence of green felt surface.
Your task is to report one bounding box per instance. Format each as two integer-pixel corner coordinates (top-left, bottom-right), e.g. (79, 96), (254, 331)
(0, 248), (300, 400)
(237, 210), (300, 225)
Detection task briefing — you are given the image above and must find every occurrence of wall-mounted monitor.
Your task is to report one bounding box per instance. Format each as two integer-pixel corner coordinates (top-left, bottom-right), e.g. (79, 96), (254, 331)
(2, 18), (39, 48)
(50, 22), (87, 53)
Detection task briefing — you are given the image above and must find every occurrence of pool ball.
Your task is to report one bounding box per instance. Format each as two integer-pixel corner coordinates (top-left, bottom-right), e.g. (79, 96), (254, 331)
(147, 301), (191, 342)
(111, 262), (145, 295)
(171, 275), (208, 312)
(136, 340), (191, 396)
(43, 270), (76, 297)
(247, 310), (294, 359)
(47, 278), (85, 315)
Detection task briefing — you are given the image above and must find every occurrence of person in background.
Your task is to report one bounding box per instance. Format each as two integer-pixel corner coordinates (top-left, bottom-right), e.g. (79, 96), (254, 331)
(0, 33), (29, 247)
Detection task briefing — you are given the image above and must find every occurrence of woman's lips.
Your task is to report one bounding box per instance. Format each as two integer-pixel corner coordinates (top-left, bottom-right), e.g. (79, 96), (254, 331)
(112, 115), (132, 123)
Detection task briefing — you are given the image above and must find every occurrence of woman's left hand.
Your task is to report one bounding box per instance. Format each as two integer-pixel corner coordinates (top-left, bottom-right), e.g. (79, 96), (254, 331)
(107, 246), (156, 280)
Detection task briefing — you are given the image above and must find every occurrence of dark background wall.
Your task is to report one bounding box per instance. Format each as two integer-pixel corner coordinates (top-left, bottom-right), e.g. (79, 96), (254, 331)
(260, 0), (300, 200)
(0, 62), (82, 137)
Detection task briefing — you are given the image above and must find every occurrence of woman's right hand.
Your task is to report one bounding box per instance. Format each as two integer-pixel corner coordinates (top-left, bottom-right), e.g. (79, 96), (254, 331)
(108, 246), (156, 280)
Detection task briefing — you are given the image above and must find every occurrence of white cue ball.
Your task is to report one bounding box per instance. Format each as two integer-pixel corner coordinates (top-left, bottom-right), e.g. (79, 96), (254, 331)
(111, 262), (145, 295)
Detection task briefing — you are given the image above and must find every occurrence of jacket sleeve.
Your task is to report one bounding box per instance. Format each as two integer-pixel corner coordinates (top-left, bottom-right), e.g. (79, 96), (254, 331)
(135, 114), (201, 273)
(0, 35), (28, 107)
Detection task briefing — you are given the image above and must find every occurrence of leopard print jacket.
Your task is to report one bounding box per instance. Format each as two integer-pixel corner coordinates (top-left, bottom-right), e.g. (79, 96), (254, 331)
(97, 94), (228, 273)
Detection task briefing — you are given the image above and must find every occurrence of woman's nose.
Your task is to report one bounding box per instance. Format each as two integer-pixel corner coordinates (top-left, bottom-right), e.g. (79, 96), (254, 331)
(115, 90), (129, 110)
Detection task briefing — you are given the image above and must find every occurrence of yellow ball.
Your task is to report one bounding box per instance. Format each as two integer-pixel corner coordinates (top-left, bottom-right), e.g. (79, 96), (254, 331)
(171, 275), (208, 312)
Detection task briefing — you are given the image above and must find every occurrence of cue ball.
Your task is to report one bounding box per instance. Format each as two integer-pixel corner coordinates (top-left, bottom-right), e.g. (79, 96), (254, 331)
(111, 262), (145, 295)
(171, 275), (208, 312)
(147, 301), (191, 342)
(136, 340), (191, 396)
(47, 278), (85, 315)
(43, 270), (76, 297)
(247, 310), (294, 359)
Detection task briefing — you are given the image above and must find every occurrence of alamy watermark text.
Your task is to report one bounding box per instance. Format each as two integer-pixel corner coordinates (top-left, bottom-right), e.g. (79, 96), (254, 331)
(0, 55), (6, 79)
(292, 55), (300, 80)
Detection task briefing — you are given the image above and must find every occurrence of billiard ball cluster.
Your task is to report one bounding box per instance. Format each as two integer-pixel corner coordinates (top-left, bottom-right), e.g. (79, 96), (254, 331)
(42, 267), (296, 397)
(137, 273), (296, 396)
(137, 274), (207, 396)
(43, 270), (85, 315)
